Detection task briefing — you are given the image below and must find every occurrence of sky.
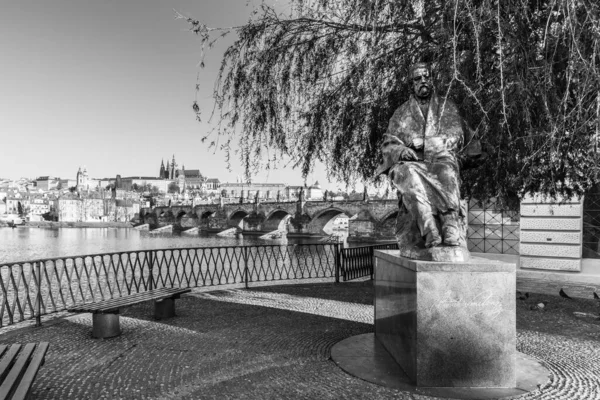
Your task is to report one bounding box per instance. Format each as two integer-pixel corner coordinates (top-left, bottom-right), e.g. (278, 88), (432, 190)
(0, 0), (353, 191)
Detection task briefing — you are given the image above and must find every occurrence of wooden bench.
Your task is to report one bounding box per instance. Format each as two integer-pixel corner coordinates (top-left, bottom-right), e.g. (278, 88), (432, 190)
(0, 343), (49, 400)
(68, 288), (191, 339)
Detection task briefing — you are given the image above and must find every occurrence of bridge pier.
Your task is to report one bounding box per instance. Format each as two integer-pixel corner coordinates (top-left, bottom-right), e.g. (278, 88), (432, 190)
(242, 212), (266, 232)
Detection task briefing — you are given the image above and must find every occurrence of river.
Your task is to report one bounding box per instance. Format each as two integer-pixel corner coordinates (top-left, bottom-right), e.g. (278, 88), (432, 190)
(0, 227), (356, 264)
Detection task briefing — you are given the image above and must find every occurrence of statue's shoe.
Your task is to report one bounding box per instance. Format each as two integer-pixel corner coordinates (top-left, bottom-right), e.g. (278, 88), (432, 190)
(442, 226), (461, 246)
(425, 230), (442, 248)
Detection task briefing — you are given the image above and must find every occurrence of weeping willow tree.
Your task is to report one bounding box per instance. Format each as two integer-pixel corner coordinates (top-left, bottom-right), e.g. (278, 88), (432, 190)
(181, 0), (600, 207)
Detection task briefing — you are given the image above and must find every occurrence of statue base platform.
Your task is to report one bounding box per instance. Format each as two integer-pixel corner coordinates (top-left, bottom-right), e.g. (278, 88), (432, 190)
(398, 243), (470, 262)
(373, 250), (517, 388)
(331, 333), (550, 399)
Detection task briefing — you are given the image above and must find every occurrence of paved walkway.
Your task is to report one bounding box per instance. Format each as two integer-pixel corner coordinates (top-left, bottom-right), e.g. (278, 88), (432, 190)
(1, 281), (599, 399)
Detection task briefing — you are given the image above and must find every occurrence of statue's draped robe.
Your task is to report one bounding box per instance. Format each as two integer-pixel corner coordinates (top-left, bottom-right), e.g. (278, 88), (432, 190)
(376, 93), (482, 239)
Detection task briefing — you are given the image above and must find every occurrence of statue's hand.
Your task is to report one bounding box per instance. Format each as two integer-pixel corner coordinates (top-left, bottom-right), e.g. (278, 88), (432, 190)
(397, 146), (418, 161)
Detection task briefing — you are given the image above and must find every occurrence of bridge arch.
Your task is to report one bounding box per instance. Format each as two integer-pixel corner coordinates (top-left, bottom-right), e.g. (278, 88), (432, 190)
(176, 210), (197, 227)
(379, 210), (399, 237)
(156, 210), (175, 221)
(175, 210), (187, 222)
(228, 210), (249, 228)
(308, 207), (353, 235)
(199, 210), (216, 219)
(263, 209), (292, 232)
(143, 212), (158, 227)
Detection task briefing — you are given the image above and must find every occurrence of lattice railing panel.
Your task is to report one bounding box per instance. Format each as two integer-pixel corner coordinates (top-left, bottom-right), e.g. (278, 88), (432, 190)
(0, 251), (152, 327)
(583, 190), (600, 258)
(341, 242), (398, 281)
(467, 198), (520, 255)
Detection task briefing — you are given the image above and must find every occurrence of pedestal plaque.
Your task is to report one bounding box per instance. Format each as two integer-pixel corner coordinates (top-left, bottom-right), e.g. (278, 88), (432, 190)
(374, 250), (516, 388)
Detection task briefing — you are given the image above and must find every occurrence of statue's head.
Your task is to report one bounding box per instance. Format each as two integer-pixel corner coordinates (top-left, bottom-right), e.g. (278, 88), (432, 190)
(409, 63), (433, 100)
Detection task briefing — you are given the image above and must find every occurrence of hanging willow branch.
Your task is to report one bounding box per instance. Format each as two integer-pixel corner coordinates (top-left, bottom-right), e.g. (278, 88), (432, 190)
(180, 0), (600, 206)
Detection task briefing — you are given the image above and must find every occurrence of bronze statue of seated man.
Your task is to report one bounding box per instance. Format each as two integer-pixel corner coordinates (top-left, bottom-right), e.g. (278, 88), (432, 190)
(376, 63), (485, 259)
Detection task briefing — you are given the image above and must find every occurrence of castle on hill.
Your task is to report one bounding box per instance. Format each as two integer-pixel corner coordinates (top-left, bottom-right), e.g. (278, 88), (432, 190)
(158, 155), (219, 191)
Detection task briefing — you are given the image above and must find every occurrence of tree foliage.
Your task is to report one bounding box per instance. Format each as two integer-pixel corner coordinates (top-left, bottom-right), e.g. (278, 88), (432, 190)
(183, 0), (600, 206)
(168, 182), (181, 194)
(150, 185), (161, 195)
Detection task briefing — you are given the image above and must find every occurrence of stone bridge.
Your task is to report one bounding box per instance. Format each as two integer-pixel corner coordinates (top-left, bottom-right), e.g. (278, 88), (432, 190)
(140, 199), (399, 241)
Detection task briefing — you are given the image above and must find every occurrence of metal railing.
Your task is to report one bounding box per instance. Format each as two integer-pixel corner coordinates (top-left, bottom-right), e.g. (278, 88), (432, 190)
(340, 242), (399, 281)
(0, 244), (339, 328)
(467, 198), (520, 255)
(583, 189), (600, 259)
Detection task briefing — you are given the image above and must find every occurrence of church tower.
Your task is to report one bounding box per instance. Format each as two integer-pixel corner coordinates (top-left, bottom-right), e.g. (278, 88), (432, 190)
(170, 155), (176, 179)
(165, 160), (170, 179)
(159, 159), (165, 179)
(76, 166), (83, 190)
(178, 164), (186, 192)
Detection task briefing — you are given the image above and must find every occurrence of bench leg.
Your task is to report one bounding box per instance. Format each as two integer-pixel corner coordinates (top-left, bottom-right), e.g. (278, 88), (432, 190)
(154, 298), (175, 320)
(92, 313), (121, 339)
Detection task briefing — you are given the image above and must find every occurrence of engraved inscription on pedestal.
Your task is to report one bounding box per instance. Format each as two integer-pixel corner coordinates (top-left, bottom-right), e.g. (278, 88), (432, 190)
(417, 271), (515, 387)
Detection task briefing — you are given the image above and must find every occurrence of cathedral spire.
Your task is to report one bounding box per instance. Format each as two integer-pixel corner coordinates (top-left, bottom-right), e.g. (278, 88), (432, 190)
(159, 159), (165, 179)
(170, 154), (176, 179)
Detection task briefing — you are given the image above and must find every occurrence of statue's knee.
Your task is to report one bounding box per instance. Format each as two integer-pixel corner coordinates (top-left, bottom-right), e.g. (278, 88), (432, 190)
(392, 163), (411, 175)
(433, 163), (454, 180)
(390, 163), (419, 183)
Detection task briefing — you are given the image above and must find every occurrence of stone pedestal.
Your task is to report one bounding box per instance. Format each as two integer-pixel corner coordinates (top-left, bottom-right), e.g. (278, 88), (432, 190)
(374, 250), (516, 388)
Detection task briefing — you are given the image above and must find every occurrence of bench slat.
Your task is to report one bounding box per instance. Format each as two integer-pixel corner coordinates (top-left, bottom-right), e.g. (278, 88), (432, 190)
(11, 342), (49, 400)
(69, 288), (187, 310)
(75, 288), (186, 304)
(0, 344), (22, 384)
(68, 288), (191, 313)
(75, 289), (189, 310)
(0, 345), (8, 359)
(0, 344), (35, 399)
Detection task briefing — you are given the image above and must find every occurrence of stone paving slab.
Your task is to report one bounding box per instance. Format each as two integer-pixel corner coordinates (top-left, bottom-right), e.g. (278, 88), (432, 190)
(0, 281), (599, 399)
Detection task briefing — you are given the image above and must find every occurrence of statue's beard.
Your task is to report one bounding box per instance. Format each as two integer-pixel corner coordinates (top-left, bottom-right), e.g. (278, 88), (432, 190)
(417, 85), (431, 98)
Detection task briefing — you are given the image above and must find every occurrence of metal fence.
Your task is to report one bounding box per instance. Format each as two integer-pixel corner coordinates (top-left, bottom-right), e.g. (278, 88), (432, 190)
(583, 187), (600, 259)
(340, 242), (399, 281)
(0, 244), (338, 328)
(467, 198), (520, 255)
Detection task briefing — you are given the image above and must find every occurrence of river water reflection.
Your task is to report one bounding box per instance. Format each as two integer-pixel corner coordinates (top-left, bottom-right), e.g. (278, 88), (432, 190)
(0, 227), (351, 264)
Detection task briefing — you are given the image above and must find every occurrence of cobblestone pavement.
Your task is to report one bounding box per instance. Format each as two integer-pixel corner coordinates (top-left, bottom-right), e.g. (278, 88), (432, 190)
(1, 281), (599, 400)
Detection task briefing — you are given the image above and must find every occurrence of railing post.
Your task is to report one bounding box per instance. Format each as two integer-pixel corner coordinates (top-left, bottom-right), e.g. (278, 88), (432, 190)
(148, 250), (155, 291)
(243, 247), (249, 289)
(35, 261), (42, 327)
(334, 243), (341, 283)
(370, 246), (375, 281)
